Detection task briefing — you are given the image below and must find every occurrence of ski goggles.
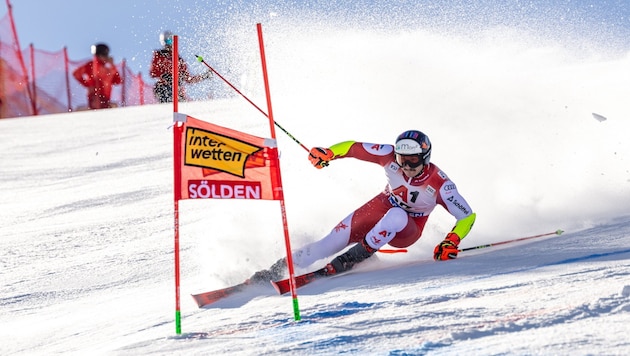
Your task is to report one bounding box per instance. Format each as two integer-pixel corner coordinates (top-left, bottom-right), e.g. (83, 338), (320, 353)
(395, 153), (423, 168)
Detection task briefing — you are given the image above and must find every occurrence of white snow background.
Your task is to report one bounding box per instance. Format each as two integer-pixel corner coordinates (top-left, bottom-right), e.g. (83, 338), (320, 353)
(2, 7), (630, 356)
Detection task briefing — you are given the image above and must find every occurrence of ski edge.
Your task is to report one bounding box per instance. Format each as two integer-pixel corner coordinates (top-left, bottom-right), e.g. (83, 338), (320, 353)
(191, 282), (249, 308)
(271, 267), (330, 295)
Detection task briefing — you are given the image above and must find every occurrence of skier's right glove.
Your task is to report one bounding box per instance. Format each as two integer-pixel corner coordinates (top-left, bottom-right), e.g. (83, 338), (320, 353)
(308, 147), (334, 169)
(433, 233), (461, 261)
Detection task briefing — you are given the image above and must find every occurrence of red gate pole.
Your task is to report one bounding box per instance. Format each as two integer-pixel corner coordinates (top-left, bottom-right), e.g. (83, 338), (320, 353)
(172, 34), (182, 334)
(256, 23), (301, 321)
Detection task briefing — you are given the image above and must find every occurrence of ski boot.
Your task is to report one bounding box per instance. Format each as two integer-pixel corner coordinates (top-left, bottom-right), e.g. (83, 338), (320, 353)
(325, 238), (376, 276)
(248, 257), (287, 284)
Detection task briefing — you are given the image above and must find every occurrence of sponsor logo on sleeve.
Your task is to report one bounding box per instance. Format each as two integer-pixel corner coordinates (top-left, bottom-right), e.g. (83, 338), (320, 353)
(447, 195), (471, 214)
(444, 184), (456, 191)
(364, 143), (394, 156)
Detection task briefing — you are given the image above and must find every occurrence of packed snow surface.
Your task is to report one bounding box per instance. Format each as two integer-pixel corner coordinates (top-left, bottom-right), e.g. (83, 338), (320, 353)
(2, 3), (630, 354)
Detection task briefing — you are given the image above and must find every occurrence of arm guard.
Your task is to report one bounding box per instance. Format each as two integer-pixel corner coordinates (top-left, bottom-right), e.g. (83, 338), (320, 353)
(450, 212), (476, 240)
(328, 141), (356, 158)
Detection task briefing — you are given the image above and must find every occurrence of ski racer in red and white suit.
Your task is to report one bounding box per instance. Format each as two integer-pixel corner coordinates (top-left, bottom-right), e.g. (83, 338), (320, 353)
(293, 131), (476, 275)
(250, 130), (476, 282)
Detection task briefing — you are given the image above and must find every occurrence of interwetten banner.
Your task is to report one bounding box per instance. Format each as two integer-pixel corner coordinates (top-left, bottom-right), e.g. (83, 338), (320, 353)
(176, 114), (281, 201)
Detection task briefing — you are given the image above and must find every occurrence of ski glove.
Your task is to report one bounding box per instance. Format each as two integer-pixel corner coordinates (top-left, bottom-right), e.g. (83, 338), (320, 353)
(434, 232), (461, 261)
(308, 147), (334, 169)
(201, 70), (213, 80)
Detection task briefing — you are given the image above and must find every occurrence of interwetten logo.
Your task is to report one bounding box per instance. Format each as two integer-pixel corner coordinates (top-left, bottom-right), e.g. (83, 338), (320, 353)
(185, 127), (261, 178)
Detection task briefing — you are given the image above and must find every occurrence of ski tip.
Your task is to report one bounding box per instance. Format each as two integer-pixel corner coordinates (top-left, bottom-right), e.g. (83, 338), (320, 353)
(556, 229), (565, 235)
(270, 280), (282, 295)
(191, 294), (207, 308)
(195, 55), (203, 62)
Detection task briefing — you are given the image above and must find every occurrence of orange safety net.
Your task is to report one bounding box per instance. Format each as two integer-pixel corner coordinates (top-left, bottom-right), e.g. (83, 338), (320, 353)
(0, 4), (156, 119)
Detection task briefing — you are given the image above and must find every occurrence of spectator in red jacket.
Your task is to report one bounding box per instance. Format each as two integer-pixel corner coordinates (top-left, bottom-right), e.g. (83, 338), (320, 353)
(72, 43), (122, 110)
(149, 30), (211, 103)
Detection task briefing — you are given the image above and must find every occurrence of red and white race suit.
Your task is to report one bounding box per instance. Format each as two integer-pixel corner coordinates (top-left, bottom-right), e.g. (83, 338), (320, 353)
(292, 141), (474, 268)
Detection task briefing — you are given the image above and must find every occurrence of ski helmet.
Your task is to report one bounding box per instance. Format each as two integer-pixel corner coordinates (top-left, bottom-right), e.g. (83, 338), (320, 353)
(394, 130), (431, 167)
(160, 30), (174, 46)
(91, 43), (110, 57)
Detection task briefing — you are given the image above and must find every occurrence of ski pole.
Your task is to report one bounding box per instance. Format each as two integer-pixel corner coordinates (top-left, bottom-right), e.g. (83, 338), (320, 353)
(459, 229), (564, 252)
(195, 55), (310, 153)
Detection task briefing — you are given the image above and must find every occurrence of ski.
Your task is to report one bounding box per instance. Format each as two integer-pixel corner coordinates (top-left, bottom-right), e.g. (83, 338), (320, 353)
(271, 266), (331, 295)
(276, 230), (570, 297)
(192, 267), (328, 306)
(191, 282), (249, 307)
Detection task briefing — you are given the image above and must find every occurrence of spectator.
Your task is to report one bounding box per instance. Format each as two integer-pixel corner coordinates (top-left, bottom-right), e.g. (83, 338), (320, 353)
(72, 43), (122, 110)
(149, 30), (211, 103)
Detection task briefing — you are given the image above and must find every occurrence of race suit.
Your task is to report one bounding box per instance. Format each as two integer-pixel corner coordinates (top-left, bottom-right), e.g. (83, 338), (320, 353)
(292, 141), (475, 268)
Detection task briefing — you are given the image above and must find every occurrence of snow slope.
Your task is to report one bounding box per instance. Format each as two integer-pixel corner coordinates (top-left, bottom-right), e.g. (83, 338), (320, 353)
(2, 11), (630, 355)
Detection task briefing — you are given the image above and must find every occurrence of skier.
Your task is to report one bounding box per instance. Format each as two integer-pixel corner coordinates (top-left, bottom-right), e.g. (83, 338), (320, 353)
(251, 130), (476, 282)
(149, 30), (212, 103)
(72, 43), (122, 110)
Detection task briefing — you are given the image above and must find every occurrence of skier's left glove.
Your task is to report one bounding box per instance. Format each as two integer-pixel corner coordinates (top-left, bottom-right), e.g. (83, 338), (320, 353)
(308, 147), (334, 169)
(434, 232), (461, 261)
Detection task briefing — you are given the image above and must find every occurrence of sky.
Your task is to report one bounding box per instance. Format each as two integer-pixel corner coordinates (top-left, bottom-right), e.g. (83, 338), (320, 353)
(2, 0), (630, 77)
(1, 1), (630, 354)
(2, 0), (629, 100)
